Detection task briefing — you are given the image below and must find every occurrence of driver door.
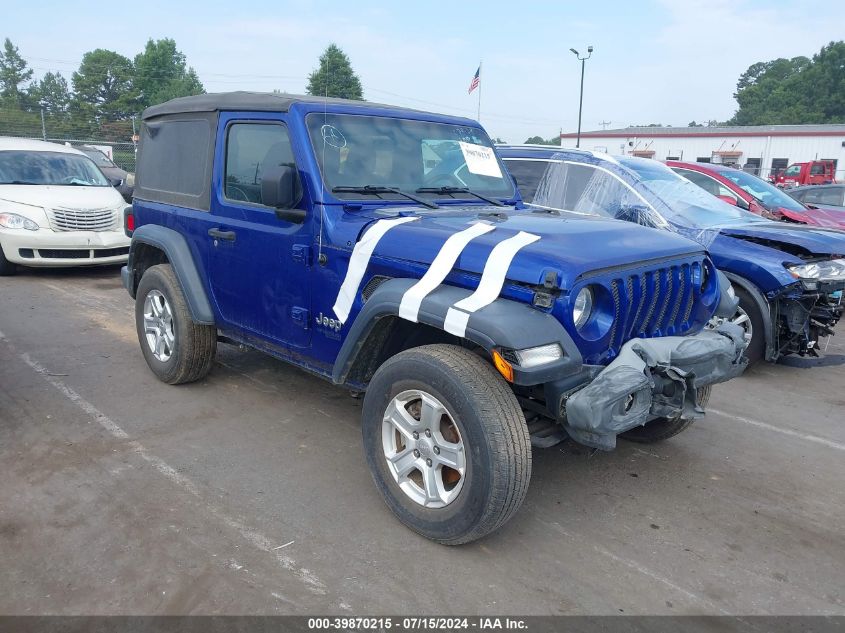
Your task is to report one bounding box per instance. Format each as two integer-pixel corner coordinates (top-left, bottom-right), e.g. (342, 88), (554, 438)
(207, 115), (311, 349)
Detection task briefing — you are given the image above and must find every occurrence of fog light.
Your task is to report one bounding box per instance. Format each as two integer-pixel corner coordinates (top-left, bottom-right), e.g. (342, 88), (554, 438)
(514, 343), (563, 368)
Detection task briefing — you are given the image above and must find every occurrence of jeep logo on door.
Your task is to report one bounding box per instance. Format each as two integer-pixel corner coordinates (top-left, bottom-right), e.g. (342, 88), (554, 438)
(316, 312), (342, 332)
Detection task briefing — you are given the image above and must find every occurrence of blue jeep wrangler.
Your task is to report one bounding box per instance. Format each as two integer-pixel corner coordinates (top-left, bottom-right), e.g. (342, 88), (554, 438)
(122, 92), (746, 543)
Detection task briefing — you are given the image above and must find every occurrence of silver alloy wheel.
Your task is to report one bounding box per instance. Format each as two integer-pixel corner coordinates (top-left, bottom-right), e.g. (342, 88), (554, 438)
(381, 389), (466, 508)
(731, 306), (754, 344)
(143, 289), (175, 362)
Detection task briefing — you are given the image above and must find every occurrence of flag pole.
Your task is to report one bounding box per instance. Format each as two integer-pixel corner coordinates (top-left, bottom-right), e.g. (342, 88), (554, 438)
(477, 60), (482, 122)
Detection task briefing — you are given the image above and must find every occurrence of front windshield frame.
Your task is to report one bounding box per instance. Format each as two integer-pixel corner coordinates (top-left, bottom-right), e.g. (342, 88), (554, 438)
(305, 112), (516, 205)
(0, 150), (111, 186)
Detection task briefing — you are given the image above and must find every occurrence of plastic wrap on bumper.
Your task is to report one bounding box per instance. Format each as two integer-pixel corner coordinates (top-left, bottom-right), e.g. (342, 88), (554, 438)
(563, 322), (748, 449)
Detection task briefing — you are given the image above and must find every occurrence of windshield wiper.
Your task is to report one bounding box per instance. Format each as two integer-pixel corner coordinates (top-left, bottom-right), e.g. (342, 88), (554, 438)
(332, 185), (439, 209)
(415, 186), (505, 207)
(0, 180), (38, 185)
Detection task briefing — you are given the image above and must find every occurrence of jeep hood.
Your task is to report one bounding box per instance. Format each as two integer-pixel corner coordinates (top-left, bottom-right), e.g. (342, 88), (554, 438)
(348, 206), (705, 289)
(716, 221), (845, 260)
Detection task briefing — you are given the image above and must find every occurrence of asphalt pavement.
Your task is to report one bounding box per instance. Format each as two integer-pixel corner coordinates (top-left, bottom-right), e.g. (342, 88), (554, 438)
(1, 266), (843, 615)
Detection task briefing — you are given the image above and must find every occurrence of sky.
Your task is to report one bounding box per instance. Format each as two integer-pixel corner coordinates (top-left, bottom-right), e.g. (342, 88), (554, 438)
(5, 0), (844, 143)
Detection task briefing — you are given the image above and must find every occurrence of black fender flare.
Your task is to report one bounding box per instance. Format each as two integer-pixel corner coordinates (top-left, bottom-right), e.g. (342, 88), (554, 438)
(331, 278), (584, 386)
(123, 225), (215, 325)
(722, 271), (774, 361)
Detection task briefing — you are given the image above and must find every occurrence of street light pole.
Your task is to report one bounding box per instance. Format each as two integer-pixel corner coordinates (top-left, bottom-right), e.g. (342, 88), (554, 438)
(570, 46), (593, 149)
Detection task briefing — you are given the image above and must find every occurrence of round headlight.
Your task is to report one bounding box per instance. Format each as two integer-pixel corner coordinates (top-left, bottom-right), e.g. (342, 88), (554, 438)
(573, 287), (593, 329)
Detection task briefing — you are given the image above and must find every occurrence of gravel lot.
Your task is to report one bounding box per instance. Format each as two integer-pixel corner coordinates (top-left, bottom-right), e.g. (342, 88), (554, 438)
(1, 266), (843, 615)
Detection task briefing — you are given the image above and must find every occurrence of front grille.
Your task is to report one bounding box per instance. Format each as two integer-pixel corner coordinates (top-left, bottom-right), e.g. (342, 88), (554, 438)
(48, 207), (119, 232)
(608, 262), (701, 353)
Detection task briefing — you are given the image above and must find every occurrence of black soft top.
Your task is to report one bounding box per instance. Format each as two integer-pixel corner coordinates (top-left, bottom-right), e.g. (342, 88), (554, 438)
(142, 91), (427, 120)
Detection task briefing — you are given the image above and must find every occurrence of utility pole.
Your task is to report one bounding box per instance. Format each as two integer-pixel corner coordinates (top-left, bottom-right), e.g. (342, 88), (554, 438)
(40, 108), (47, 140)
(600, 120), (611, 130)
(570, 46), (594, 148)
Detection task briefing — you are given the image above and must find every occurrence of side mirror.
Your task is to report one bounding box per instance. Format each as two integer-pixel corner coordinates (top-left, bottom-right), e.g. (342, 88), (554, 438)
(262, 164), (306, 223)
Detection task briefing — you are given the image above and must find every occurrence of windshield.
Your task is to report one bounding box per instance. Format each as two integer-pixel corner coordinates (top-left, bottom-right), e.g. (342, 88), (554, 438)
(618, 157), (763, 228)
(306, 113), (515, 203)
(716, 168), (806, 212)
(80, 149), (116, 168)
(0, 150), (110, 186)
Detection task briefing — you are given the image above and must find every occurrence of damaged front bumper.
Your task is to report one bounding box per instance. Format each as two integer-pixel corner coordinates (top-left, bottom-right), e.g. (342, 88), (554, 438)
(559, 322), (748, 450)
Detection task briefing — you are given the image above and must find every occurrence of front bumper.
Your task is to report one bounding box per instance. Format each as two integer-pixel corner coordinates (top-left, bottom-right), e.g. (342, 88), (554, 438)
(0, 228), (130, 267)
(560, 322), (748, 450)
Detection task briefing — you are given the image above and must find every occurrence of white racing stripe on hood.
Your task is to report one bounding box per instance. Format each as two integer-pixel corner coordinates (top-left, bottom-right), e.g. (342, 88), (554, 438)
(332, 216), (419, 323)
(398, 222), (496, 323)
(443, 231), (541, 337)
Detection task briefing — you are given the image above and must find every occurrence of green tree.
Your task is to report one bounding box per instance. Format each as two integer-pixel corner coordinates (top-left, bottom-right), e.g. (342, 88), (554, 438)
(36, 72), (71, 114)
(306, 44), (363, 100)
(524, 135), (559, 145)
(730, 42), (845, 125)
(133, 38), (204, 108)
(72, 49), (136, 120)
(0, 38), (34, 106)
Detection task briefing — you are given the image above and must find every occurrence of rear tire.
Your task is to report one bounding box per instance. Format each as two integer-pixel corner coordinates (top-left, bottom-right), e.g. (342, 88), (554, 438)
(0, 244), (17, 276)
(135, 263), (217, 385)
(362, 344), (531, 544)
(620, 386), (711, 443)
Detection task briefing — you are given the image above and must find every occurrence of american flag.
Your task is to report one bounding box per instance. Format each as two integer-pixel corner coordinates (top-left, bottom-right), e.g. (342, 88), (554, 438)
(468, 66), (480, 94)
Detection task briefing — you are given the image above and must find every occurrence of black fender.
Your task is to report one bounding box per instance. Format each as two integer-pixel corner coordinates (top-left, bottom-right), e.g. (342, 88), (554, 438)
(332, 278), (584, 387)
(722, 271), (775, 361)
(123, 225), (215, 325)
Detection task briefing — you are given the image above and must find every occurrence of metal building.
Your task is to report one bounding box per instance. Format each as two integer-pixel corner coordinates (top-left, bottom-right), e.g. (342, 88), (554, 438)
(560, 124), (845, 180)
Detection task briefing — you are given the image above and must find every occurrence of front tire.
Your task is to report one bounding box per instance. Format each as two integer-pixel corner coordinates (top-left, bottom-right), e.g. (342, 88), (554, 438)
(362, 344), (531, 545)
(135, 264), (217, 385)
(620, 386), (711, 443)
(735, 287), (765, 364)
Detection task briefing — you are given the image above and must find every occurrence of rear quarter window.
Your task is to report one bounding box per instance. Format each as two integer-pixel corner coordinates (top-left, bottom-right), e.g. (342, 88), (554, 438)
(136, 115), (214, 210)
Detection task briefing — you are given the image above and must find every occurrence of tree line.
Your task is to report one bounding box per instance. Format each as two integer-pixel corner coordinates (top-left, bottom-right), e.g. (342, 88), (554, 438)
(0, 37), (204, 141)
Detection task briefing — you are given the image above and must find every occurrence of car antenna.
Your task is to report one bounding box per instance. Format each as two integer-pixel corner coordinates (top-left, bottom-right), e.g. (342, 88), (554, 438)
(316, 57), (333, 267)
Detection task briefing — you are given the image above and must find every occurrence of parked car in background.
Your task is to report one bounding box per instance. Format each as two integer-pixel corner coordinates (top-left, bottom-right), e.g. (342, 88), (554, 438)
(75, 145), (134, 202)
(773, 161), (837, 188)
(789, 184), (845, 212)
(499, 145), (845, 365)
(667, 160), (845, 230)
(0, 138), (130, 275)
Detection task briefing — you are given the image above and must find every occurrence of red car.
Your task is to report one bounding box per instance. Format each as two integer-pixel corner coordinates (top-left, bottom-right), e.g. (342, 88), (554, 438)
(667, 160), (845, 230)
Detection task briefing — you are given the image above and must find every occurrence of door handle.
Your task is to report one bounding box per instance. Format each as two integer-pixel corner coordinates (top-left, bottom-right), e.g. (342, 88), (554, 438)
(208, 228), (236, 241)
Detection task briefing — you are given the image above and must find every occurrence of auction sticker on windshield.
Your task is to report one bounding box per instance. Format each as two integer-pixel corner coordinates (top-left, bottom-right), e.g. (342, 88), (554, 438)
(459, 141), (502, 178)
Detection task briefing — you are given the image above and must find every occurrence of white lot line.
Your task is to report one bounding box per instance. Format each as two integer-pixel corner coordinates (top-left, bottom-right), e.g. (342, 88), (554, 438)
(708, 408), (845, 452)
(0, 329), (344, 607)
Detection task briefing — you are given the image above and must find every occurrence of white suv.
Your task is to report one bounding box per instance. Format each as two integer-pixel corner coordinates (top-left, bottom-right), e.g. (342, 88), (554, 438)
(0, 137), (130, 275)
